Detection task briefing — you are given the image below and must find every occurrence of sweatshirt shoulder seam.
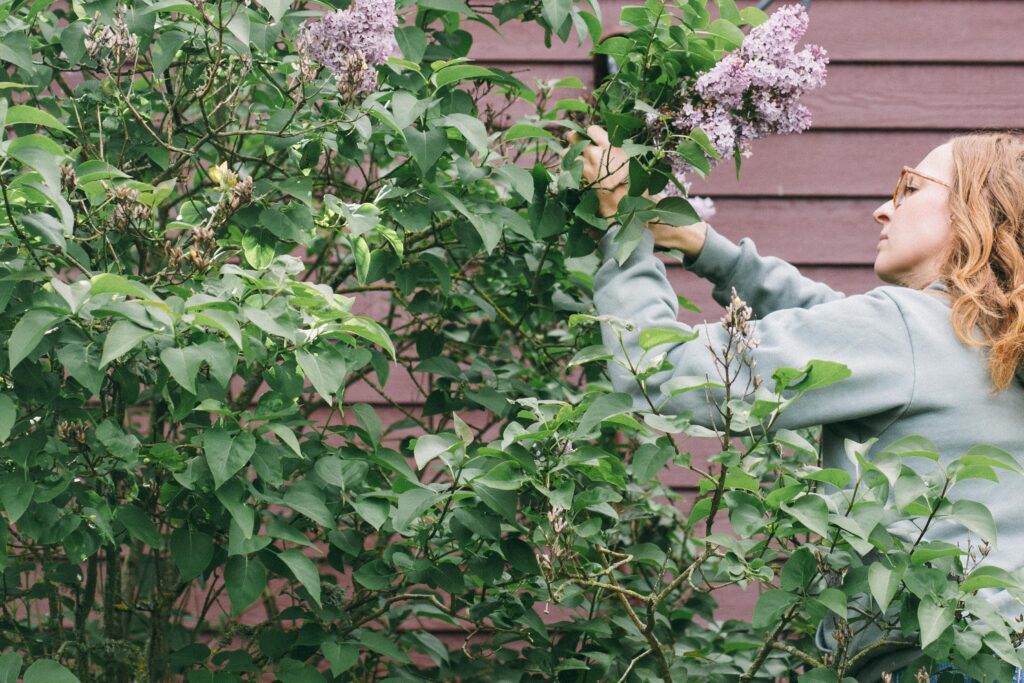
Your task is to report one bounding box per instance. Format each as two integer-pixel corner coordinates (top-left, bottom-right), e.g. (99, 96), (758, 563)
(875, 289), (917, 433)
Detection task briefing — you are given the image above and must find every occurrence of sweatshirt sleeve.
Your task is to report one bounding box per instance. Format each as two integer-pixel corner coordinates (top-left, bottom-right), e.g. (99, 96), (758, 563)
(592, 228), (915, 432)
(679, 223), (846, 317)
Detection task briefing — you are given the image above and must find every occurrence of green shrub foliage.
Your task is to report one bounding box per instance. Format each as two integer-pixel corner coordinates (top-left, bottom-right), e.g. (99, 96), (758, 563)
(0, 0), (1021, 681)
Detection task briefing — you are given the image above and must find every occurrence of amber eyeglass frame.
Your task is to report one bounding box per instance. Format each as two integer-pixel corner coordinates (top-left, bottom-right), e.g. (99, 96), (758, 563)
(893, 166), (951, 208)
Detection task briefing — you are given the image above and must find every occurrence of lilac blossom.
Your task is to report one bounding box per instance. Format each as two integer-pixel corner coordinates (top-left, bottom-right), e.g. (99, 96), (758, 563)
(668, 3), (828, 172)
(297, 0), (398, 98)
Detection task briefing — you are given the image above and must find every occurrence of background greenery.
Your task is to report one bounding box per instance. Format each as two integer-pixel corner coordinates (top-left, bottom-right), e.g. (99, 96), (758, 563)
(0, 0), (1022, 680)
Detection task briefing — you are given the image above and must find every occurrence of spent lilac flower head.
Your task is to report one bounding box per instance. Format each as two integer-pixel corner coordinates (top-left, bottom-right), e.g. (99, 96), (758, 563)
(667, 3), (828, 173)
(297, 0), (398, 98)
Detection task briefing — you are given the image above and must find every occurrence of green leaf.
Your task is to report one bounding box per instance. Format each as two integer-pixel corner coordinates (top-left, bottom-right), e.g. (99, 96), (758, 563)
(0, 475), (32, 523)
(780, 547), (816, 592)
(436, 114), (491, 156)
(322, 643), (359, 676)
(631, 442), (673, 482)
(169, 528), (214, 581)
(100, 320), (154, 367)
(638, 325), (697, 350)
(951, 499), (997, 543)
(0, 652), (22, 683)
(296, 346), (348, 405)
(0, 32), (33, 72)
(5, 106), (70, 133)
(9, 309), (61, 370)
(283, 480), (333, 526)
(340, 316), (396, 360)
(351, 403), (382, 445)
(752, 589), (797, 629)
(91, 273), (159, 301)
(23, 660), (79, 683)
(651, 196), (701, 226)
(815, 588), (847, 618)
(115, 505), (162, 547)
(961, 444), (1024, 476)
(276, 659), (326, 683)
(203, 429), (257, 489)
(774, 360), (851, 395)
(868, 561), (904, 612)
(394, 25), (427, 62)
(961, 566), (1019, 593)
(256, 0), (289, 21)
(56, 342), (104, 395)
(394, 487), (437, 532)
(355, 629), (412, 664)
(918, 599), (954, 649)
(225, 555), (266, 614)
(0, 394), (15, 442)
(707, 18), (745, 48)
(573, 392), (633, 438)
(266, 423), (302, 458)
(160, 346), (205, 394)
(403, 127), (447, 175)
(432, 64), (493, 87)
(505, 123), (554, 141)
(414, 433), (459, 470)
(278, 549), (321, 607)
(541, 0), (571, 31)
(781, 494), (830, 537)
(877, 434), (940, 461)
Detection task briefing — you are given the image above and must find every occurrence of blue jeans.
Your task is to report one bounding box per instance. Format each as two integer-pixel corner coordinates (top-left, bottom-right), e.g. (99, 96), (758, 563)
(888, 663), (1024, 682)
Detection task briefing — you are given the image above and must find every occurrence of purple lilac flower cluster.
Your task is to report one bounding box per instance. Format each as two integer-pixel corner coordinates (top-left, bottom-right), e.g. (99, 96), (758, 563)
(671, 3), (828, 168)
(297, 0), (398, 98)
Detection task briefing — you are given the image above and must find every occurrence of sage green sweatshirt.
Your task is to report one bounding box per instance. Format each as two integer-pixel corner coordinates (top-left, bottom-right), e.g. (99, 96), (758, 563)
(593, 224), (1024, 680)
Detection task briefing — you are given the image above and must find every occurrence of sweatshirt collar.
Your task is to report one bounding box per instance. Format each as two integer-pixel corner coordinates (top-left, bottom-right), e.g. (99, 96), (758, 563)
(923, 279), (1024, 388)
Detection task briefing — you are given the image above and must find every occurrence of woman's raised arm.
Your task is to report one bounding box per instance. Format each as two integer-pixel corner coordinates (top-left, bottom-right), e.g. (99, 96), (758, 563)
(593, 227), (914, 433)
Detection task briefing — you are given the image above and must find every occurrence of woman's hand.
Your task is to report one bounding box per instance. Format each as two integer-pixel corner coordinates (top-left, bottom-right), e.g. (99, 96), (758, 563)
(566, 125), (629, 218)
(648, 219), (709, 259)
(565, 124), (710, 259)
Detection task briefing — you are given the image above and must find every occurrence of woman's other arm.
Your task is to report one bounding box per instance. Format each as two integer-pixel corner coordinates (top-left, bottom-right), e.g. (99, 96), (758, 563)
(593, 228), (914, 432)
(657, 219), (847, 317)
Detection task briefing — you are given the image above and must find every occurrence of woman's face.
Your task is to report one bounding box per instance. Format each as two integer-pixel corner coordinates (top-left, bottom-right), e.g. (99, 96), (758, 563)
(872, 143), (955, 289)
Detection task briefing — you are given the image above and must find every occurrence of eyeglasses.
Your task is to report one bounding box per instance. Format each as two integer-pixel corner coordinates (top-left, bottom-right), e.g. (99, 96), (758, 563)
(892, 166), (951, 208)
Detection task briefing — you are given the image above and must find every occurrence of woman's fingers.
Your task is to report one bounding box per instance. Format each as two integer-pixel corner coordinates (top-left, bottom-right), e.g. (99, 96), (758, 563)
(586, 124), (610, 147)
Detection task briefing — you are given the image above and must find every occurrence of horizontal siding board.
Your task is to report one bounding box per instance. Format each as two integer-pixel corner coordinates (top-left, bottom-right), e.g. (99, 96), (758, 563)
(469, 0), (1024, 64)
(686, 131), (955, 197)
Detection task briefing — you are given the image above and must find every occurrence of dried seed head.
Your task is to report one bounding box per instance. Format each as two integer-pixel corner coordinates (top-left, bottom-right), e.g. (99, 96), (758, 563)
(57, 420), (88, 445)
(209, 161), (238, 190)
(84, 7), (139, 67)
(915, 667), (930, 683)
(60, 164), (77, 192)
(166, 244), (184, 270)
(721, 286), (760, 355)
(187, 247), (212, 271)
(228, 175), (253, 211)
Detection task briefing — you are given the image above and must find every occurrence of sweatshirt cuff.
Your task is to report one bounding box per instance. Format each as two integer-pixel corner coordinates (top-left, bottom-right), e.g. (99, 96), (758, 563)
(681, 223), (742, 281)
(598, 222), (655, 262)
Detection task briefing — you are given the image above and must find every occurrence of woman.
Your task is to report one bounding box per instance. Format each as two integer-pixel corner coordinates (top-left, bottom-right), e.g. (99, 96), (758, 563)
(576, 124), (1024, 682)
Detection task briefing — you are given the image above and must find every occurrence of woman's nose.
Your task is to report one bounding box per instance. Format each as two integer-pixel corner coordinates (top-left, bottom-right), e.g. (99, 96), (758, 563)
(872, 200), (892, 225)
